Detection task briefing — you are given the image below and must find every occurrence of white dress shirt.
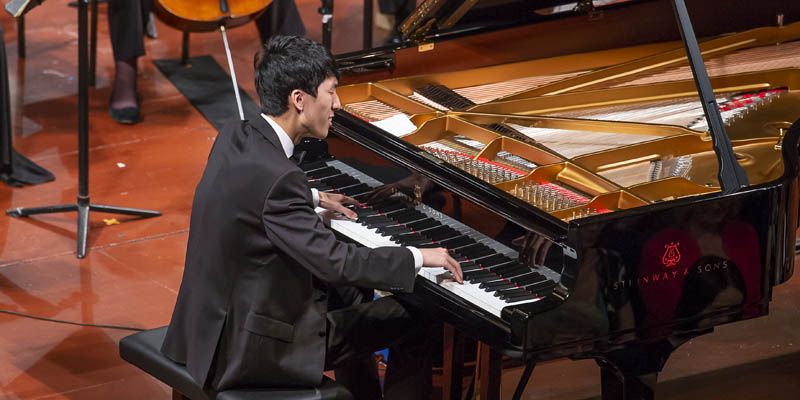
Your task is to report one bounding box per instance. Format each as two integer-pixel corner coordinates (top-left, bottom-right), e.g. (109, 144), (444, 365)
(261, 114), (424, 272)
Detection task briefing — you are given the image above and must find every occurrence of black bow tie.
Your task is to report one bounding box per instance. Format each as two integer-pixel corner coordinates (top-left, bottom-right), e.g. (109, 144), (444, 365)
(290, 150), (306, 165)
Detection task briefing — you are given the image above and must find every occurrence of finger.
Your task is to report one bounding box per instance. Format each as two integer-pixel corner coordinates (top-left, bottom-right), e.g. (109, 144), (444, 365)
(339, 195), (359, 206)
(331, 202), (357, 219)
(447, 256), (463, 283)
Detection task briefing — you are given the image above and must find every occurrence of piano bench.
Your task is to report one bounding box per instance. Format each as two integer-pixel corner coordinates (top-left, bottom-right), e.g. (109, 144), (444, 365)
(119, 327), (353, 400)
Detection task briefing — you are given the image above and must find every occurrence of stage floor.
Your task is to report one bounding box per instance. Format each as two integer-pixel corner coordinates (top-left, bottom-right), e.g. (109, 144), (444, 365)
(1, 2), (799, 399)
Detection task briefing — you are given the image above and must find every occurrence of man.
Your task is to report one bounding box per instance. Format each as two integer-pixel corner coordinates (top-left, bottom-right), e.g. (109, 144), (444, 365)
(161, 35), (463, 399)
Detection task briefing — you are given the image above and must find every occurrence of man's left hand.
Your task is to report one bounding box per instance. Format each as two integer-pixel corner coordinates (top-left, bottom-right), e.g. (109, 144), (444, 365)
(318, 192), (359, 220)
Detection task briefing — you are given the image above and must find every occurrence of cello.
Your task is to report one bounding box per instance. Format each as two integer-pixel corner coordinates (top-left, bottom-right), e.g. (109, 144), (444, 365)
(153, 0), (272, 32)
(153, 0), (273, 119)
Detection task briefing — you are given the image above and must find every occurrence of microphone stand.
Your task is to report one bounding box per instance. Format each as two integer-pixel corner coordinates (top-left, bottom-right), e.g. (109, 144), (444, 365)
(6, 0), (160, 259)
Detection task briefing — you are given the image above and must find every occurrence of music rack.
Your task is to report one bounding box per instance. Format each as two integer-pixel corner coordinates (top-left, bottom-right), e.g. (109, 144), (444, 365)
(6, 0), (160, 259)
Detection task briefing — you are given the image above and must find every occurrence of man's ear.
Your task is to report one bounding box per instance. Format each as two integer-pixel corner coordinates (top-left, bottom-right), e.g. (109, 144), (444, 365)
(288, 89), (304, 112)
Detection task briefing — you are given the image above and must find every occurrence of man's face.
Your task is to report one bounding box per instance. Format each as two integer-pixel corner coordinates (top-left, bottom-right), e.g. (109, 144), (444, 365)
(301, 76), (341, 139)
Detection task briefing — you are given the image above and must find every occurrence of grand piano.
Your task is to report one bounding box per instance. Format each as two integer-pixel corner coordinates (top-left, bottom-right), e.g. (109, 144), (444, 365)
(302, 0), (800, 398)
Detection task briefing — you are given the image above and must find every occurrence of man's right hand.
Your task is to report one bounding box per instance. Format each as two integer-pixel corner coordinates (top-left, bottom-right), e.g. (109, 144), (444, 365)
(419, 248), (463, 283)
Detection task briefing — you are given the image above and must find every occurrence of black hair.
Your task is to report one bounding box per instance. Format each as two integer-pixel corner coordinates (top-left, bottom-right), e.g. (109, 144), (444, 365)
(254, 36), (340, 116)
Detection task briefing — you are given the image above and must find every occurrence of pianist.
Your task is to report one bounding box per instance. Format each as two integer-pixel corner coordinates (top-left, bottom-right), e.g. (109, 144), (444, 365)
(160, 35), (462, 399)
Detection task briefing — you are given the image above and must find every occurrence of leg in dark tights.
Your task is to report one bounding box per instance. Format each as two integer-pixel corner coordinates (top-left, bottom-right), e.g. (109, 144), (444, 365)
(107, 0), (152, 122)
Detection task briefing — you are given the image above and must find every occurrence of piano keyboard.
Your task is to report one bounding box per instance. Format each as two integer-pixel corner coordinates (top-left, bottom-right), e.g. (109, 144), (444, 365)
(302, 159), (559, 318)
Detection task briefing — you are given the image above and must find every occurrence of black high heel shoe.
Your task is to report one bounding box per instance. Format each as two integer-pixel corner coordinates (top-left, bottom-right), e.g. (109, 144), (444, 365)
(109, 91), (141, 125)
(109, 104), (141, 125)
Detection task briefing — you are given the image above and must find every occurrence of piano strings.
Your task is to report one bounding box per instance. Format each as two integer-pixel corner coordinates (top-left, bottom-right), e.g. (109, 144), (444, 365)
(608, 39), (800, 88)
(510, 181), (590, 212)
(342, 99), (405, 122)
(420, 147), (527, 184)
(552, 87), (787, 130)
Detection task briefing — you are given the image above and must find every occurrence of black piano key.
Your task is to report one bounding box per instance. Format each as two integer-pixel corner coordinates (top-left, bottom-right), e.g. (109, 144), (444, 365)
(509, 273), (547, 286)
(460, 264), (483, 273)
(439, 236), (475, 249)
(423, 226), (461, 241)
(475, 254), (512, 268)
(451, 254), (469, 263)
(352, 192), (371, 202)
(407, 218), (440, 231)
(463, 269), (495, 279)
(390, 231), (425, 241)
(366, 220), (401, 229)
(480, 281), (516, 292)
(340, 184), (372, 197)
(489, 262), (528, 275)
(360, 217), (393, 227)
(318, 174), (354, 185)
(365, 199), (398, 210)
(378, 225), (411, 235)
(393, 234), (426, 245)
(468, 274), (504, 284)
(458, 261), (488, 271)
(498, 268), (533, 280)
(370, 199), (409, 213)
(502, 292), (541, 303)
(326, 179), (362, 190)
(394, 212), (427, 224)
(307, 166), (339, 179)
(494, 288), (530, 299)
(354, 207), (379, 218)
(361, 214), (394, 223)
(457, 245), (494, 259)
(299, 160), (327, 172)
(404, 239), (436, 247)
(521, 280), (557, 293)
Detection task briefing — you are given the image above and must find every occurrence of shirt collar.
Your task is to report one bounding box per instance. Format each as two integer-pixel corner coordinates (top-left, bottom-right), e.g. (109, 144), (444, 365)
(261, 114), (294, 158)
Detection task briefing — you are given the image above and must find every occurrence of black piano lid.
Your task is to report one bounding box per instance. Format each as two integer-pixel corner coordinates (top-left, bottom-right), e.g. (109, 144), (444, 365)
(398, 0), (647, 43)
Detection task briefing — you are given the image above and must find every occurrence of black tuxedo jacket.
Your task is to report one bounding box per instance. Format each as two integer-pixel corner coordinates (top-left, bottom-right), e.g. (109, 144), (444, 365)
(161, 117), (416, 391)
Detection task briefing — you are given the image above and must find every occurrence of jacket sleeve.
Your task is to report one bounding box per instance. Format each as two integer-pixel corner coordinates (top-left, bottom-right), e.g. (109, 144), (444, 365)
(262, 168), (416, 293)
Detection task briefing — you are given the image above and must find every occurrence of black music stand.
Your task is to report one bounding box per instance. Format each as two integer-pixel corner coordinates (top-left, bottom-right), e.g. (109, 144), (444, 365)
(6, 0), (160, 259)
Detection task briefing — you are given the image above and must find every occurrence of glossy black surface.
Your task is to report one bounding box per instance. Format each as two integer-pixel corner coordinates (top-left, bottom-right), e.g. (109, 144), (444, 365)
(326, 113), (799, 356)
(321, 0), (800, 397)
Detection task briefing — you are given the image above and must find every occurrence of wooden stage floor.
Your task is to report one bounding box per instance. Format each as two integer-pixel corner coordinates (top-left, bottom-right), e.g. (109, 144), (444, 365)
(1, 2), (799, 399)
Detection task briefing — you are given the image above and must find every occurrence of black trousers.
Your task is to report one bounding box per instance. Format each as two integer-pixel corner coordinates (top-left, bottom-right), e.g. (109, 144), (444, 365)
(254, 0), (306, 45)
(107, 0), (152, 61)
(324, 287), (432, 400)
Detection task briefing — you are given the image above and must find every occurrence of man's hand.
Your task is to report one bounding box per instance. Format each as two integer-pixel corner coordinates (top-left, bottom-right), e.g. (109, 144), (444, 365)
(419, 248), (463, 283)
(318, 192), (359, 220)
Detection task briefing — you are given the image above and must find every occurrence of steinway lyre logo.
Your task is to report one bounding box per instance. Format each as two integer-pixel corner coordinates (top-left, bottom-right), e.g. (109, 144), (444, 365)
(661, 242), (681, 268)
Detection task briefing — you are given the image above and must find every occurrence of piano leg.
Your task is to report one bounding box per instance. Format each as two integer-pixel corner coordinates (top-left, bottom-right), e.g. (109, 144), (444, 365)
(594, 337), (691, 400)
(477, 342), (502, 400)
(442, 324), (465, 400)
(598, 364), (658, 400)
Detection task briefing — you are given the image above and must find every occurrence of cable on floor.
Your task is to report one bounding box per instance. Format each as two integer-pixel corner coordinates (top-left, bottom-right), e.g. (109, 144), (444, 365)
(0, 309), (145, 332)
